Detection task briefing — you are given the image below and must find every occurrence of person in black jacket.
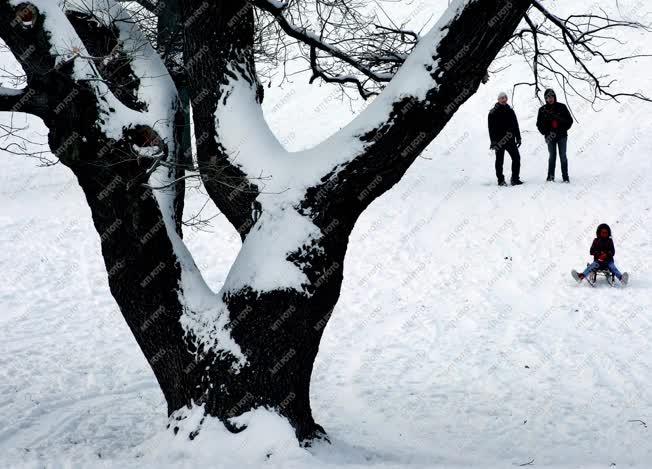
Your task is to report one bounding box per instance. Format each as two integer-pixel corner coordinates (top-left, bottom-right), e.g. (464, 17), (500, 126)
(573, 223), (629, 285)
(488, 91), (523, 186)
(536, 89), (573, 182)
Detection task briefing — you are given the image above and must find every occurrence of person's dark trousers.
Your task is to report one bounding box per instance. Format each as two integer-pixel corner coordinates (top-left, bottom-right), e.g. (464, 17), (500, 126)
(495, 141), (521, 183)
(546, 134), (568, 181)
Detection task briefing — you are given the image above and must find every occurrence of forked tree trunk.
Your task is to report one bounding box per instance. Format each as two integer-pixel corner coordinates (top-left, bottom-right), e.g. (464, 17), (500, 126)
(0, 0), (532, 444)
(175, 0), (532, 441)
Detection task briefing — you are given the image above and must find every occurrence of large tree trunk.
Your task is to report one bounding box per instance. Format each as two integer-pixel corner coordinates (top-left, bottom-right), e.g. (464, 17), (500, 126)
(176, 0), (532, 441)
(1, 0), (532, 445)
(0, 0), (197, 413)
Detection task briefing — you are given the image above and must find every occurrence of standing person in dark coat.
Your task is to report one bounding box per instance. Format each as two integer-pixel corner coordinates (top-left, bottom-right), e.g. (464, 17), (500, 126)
(488, 91), (523, 187)
(536, 88), (573, 182)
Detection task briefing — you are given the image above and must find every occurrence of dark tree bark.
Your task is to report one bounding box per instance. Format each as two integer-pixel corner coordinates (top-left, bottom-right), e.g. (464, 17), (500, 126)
(182, 0), (262, 237)
(1, 0), (533, 445)
(156, 0), (193, 167)
(0, 1), (197, 414)
(177, 0), (533, 442)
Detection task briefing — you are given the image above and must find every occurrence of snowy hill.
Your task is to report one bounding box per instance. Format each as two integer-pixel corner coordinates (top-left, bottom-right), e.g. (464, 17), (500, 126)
(1, 0), (652, 468)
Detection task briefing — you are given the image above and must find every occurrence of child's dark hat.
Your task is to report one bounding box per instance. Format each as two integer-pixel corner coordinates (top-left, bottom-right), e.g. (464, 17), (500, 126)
(596, 223), (612, 237)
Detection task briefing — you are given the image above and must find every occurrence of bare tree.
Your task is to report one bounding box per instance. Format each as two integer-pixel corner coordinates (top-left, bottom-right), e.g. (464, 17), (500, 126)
(506, 0), (651, 106)
(0, 0), (648, 445)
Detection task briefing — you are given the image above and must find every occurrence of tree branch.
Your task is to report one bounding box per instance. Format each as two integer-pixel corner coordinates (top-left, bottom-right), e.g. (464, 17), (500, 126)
(116, 0), (159, 14)
(523, 13), (541, 95)
(181, 0), (262, 239)
(1, 0), (203, 411)
(252, 0), (393, 86)
(303, 0), (534, 225)
(308, 46), (375, 99)
(527, 0), (652, 103)
(0, 86), (45, 116)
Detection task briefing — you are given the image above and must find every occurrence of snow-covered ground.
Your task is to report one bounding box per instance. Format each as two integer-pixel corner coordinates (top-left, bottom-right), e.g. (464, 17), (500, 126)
(1, 0), (652, 467)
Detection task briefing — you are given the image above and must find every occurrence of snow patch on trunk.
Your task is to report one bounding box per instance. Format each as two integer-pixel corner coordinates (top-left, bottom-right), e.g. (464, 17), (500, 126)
(223, 205), (321, 294)
(137, 404), (310, 467)
(0, 86), (22, 96)
(214, 64), (287, 184)
(214, 73), (327, 295)
(150, 167), (247, 368)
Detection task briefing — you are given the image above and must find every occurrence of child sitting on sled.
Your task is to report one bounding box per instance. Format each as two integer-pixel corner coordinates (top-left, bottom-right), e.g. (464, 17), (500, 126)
(573, 223), (629, 286)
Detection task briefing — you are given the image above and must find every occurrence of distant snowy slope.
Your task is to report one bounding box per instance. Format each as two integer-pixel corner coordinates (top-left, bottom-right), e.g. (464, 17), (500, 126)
(1, 0), (651, 468)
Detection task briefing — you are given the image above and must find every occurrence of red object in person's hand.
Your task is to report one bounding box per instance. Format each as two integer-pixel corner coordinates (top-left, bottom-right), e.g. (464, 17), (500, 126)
(551, 119), (559, 129)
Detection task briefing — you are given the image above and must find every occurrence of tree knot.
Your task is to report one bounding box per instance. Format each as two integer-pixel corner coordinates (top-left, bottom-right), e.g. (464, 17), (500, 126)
(13, 3), (38, 30)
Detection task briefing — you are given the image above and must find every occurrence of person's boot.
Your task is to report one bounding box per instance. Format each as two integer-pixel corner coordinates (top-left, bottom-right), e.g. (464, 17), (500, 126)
(546, 176), (554, 182)
(511, 179), (523, 186)
(563, 175), (570, 183)
(498, 180), (507, 187)
(621, 272), (629, 286)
